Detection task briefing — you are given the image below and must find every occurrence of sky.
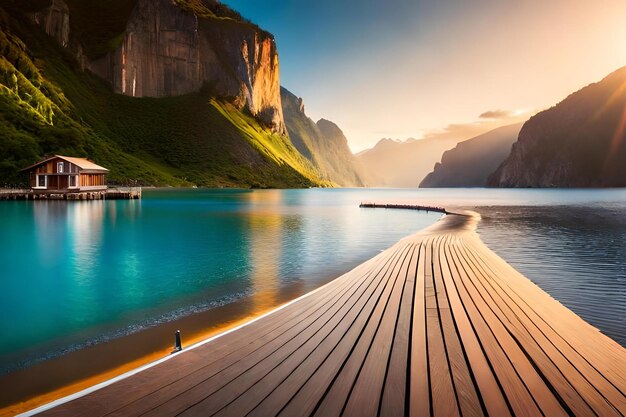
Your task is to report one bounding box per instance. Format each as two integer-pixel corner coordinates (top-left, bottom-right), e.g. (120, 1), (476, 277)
(222, 0), (626, 152)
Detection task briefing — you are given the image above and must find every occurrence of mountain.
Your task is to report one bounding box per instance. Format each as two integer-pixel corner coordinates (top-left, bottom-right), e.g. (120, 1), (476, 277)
(356, 136), (460, 187)
(280, 87), (364, 186)
(489, 67), (626, 187)
(420, 123), (523, 187)
(0, 0), (330, 188)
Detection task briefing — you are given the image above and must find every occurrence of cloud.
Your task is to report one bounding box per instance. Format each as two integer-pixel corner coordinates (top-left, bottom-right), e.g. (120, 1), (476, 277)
(418, 108), (536, 143)
(479, 109), (514, 119)
(420, 122), (488, 142)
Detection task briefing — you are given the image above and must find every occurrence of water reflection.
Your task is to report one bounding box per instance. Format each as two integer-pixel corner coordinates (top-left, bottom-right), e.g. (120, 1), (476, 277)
(246, 191), (283, 311)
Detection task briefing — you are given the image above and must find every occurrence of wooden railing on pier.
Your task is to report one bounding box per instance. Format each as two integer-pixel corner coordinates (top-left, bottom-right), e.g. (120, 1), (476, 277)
(16, 206), (626, 417)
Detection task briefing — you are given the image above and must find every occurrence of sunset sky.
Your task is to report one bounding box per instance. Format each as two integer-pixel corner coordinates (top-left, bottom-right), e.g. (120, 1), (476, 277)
(223, 0), (626, 152)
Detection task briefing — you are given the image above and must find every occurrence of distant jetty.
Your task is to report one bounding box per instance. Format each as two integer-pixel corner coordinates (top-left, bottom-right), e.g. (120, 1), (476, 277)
(359, 202), (448, 214)
(0, 187), (141, 201)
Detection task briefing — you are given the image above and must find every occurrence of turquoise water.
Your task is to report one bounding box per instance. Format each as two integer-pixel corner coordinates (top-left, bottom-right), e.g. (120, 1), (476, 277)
(0, 188), (625, 374)
(0, 189), (442, 373)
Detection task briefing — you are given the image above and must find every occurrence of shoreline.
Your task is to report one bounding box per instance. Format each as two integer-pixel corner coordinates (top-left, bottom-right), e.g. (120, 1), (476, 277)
(0, 251), (382, 416)
(9, 251), (375, 417)
(0, 287), (306, 416)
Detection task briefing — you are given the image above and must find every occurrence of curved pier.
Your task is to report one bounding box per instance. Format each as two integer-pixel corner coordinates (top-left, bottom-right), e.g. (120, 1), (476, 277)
(20, 208), (626, 416)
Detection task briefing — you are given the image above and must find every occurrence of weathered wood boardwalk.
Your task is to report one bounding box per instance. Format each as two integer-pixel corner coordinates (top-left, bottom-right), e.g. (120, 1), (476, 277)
(23, 210), (626, 416)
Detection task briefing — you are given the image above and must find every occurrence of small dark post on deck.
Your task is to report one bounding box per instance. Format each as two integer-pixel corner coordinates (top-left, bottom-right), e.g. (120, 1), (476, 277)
(172, 330), (182, 353)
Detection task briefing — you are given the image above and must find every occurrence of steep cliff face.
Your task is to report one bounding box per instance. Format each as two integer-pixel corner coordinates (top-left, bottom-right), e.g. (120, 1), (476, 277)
(281, 87), (364, 186)
(489, 67), (626, 187)
(197, 18), (283, 133)
(27, 0), (70, 47)
(420, 123), (523, 187)
(27, 0), (285, 133)
(88, 0), (202, 98)
(0, 4), (325, 187)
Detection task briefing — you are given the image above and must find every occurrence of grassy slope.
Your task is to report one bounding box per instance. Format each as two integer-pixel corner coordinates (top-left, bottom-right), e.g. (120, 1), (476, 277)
(0, 8), (326, 188)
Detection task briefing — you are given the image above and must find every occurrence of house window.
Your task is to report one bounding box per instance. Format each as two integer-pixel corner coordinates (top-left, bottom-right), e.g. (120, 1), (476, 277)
(69, 175), (76, 187)
(57, 162), (64, 173)
(38, 175), (46, 187)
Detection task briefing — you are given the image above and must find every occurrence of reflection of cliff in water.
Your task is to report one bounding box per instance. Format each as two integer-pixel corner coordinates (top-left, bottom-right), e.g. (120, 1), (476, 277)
(477, 205), (626, 346)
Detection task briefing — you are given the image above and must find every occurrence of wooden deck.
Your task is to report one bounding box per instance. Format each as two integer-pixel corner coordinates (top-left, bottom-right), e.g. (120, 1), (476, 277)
(24, 210), (626, 416)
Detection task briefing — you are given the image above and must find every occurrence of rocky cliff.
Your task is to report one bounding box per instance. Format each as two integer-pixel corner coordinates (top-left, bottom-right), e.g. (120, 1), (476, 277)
(281, 87), (364, 186)
(489, 67), (626, 187)
(420, 123), (523, 187)
(0, 2), (326, 187)
(27, 0), (69, 47)
(28, 0), (285, 133)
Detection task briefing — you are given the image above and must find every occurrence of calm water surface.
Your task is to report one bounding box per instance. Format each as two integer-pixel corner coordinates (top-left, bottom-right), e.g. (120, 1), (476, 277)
(0, 188), (624, 374)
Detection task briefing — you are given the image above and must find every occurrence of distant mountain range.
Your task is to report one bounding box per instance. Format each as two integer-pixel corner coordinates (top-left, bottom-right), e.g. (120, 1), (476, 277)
(420, 123), (523, 187)
(355, 136), (460, 187)
(489, 67), (626, 187)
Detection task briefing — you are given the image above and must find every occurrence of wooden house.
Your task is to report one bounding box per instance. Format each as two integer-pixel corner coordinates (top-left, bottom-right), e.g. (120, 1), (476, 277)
(21, 155), (108, 192)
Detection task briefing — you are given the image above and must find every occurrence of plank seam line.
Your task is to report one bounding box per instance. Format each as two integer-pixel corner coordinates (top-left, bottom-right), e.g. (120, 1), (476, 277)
(444, 237), (516, 417)
(216, 244), (412, 416)
(272, 246), (411, 417)
(339, 244), (414, 416)
(405, 243), (421, 417)
(459, 242), (602, 417)
(172, 246), (411, 416)
(439, 234), (489, 417)
(433, 234), (468, 417)
(426, 237), (435, 417)
(307, 244), (412, 416)
(449, 242), (549, 417)
(464, 242), (626, 401)
(377, 244), (418, 417)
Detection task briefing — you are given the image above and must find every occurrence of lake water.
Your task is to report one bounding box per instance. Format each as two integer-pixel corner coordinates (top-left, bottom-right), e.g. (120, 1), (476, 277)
(0, 188), (624, 376)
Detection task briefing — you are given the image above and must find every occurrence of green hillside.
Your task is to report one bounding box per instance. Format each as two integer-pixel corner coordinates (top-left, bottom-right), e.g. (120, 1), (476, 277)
(281, 87), (364, 186)
(0, 7), (328, 188)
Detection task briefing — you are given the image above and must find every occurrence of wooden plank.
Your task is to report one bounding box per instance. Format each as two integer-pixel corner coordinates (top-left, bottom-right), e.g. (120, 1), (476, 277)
(378, 243), (420, 417)
(432, 235), (484, 417)
(438, 234), (511, 417)
(312, 242), (414, 416)
(409, 243), (430, 417)
(465, 234), (626, 373)
(461, 241), (626, 416)
(425, 237), (461, 417)
(342, 244), (418, 416)
(452, 241), (597, 416)
(251, 245), (418, 417)
(463, 235), (626, 389)
(212, 245), (417, 417)
(143, 247), (408, 417)
(447, 238), (567, 417)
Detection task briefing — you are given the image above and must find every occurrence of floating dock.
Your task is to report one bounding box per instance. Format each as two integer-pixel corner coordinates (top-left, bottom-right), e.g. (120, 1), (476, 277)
(0, 187), (141, 201)
(18, 207), (626, 416)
